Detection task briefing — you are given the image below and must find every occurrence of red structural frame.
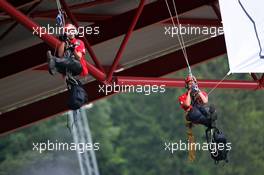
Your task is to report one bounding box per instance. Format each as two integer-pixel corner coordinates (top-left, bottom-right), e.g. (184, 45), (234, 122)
(0, 0), (218, 79)
(0, 0), (262, 135)
(106, 0), (146, 82)
(30, 0), (114, 18)
(115, 77), (259, 90)
(162, 18), (222, 27)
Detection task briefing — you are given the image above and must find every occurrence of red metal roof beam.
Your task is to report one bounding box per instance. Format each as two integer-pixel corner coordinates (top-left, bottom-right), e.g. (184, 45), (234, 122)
(0, 0), (41, 16)
(30, 0), (114, 18)
(0, 0), (42, 40)
(0, 0), (106, 81)
(107, 0), (146, 82)
(115, 76), (260, 90)
(30, 12), (112, 22)
(162, 18), (222, 27)
(0, 0), (218, 79)
(0, 0), (59, 48)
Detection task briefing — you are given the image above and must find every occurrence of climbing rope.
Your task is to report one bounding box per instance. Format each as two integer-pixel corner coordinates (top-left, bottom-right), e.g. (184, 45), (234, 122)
(165, 0), (232, 96)
(164, 0), (192, 76)
(208, 71), (231, 95)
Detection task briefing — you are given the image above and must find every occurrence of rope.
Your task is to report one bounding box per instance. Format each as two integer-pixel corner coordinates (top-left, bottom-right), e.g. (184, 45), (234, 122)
(208, 71), (231, 95)
(56, 0), (62, 12)
(164, 0), (192, 75)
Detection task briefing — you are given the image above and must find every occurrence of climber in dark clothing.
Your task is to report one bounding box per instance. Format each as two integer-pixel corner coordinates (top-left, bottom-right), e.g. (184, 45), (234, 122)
(47, 23), (88, 77)
(178, 75), (217, 128)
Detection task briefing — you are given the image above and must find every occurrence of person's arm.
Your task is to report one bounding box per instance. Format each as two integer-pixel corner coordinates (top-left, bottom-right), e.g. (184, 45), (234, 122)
(198, 91), (208, 104)
(183, 90), (192, 108)
(58, 42), (65, 58)
(73, 40), (85, 60)
(73, 50), (82, 60)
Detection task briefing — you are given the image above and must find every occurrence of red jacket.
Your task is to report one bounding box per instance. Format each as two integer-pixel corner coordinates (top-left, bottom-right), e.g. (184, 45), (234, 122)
(70, 38), (88, 76)
(178, 91), (208, 111)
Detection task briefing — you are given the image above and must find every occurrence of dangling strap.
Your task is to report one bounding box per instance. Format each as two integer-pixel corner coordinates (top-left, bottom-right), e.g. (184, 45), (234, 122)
(185, 115), (195, 162)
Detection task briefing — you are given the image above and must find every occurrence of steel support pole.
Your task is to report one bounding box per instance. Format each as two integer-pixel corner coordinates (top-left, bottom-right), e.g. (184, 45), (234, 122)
(106, 0), (146, 82)
(60, 0), (105, 72)
(0, 0), (106, 81)
(116, 76), (260, 90)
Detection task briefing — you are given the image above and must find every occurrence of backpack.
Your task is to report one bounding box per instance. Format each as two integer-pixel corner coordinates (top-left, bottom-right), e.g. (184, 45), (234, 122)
(67, 78), (88, 110)
(206, 127), (229, 164)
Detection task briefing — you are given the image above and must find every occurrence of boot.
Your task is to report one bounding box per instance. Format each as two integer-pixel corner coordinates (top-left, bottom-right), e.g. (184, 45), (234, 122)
(47, 50), (57, 75)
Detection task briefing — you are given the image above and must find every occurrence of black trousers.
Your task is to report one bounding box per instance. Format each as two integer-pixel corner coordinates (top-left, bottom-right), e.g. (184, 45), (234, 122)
(54, 57), (82, 76)
(186, 105), (211, 127)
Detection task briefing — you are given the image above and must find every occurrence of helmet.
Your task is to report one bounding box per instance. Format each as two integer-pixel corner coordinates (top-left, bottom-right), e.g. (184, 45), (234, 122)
(185, 75), (197, 84)
(185, 75), (197, 89)
(64, 23), (77, 36)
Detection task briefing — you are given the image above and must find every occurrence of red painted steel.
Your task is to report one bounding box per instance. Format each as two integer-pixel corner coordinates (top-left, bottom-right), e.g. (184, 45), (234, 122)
(115, 76), (259, 90)
(0, 0), (106, 81)
(30, 0), (114, 18)
(0, 0), (217, 79)
(107, 0), (146, 82)
(162, 18), (222, 27)
(0, 0), (60, 48)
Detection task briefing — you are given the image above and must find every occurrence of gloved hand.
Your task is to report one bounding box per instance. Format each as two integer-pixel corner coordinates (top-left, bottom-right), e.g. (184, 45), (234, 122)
(58, 33), (68, 42)
(191, 83), (200, 94)
(67, 43), (76, 53)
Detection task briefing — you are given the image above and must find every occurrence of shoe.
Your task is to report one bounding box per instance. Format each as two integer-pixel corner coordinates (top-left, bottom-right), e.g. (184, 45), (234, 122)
(47, 50), (56, 75)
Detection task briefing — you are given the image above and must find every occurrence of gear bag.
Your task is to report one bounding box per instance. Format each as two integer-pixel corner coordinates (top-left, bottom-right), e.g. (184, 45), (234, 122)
(206, 127), (229, 164)
(66, 77), (88, 110)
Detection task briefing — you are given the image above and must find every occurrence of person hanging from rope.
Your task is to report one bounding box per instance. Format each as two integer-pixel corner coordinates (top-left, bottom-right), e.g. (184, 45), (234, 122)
(47, 23), (88, 77)
(178, 74), (229, 164)
(178, 75), (217, 128)
(46, 23), (88, 111)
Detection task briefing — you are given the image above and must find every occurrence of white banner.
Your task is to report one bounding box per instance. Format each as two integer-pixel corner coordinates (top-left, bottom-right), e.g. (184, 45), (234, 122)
(219, 0), (264, 73)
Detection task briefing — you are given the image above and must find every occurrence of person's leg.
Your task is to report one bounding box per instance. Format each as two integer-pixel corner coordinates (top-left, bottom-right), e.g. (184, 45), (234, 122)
(187, 106), (204, 123)
(47, 51), (60, 75)
(197, 105), (217, 127)
(47, 51), (82, 76)
(66, 58), (82, 76)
